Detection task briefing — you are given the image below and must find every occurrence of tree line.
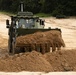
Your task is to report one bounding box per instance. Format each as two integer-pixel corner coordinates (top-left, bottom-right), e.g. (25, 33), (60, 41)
(0, 0), (76, 16)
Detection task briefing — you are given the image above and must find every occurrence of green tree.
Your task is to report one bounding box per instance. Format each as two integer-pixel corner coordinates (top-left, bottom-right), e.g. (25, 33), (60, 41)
(0, 0), (76, 16)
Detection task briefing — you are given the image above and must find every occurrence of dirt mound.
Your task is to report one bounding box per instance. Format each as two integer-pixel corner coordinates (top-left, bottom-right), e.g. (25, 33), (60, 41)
(16, 30), (65, 53)
(0, 51), (53, 72)
(0, 50), (76, 72)
(44, 50), (76, 71)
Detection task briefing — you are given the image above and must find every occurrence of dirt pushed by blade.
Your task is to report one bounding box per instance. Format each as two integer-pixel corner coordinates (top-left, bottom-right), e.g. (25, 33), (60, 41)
(0, 51), (53, 72)
(0, 50), (76, 72)
(16, 30), (65, 53)
(44, 50), (76, 71)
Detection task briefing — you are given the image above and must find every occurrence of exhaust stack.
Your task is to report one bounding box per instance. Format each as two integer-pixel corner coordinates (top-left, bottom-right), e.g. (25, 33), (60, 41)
(20, 2), (24, 12)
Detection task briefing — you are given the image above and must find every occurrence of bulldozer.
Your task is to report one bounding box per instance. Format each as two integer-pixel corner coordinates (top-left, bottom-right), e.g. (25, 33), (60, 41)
(6, 2), (62, 54)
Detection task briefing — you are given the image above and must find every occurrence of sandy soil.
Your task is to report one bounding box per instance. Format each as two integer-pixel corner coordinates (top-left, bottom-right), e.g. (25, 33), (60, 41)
(44, 17), (76, 49)
(0, 13), (76, 75)
(0, 72), (75, 75)
(0, 13), (10, 56)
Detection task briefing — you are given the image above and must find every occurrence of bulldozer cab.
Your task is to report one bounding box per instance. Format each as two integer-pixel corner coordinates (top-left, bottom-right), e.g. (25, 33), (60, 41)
(6, 2), (45, 30)
(17, 18), (34, 28)
(15, 12), (45, 29)
(6, 2), (47, 54)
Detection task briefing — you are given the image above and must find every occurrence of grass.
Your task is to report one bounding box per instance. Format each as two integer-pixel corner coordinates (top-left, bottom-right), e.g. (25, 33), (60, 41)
(0, 11), (15, 16)
(0, 11), (52, 17)
(35, 13), (52, 17)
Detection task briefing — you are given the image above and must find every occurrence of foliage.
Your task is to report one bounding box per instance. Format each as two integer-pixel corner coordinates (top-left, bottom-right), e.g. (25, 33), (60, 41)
(0, 0), (76, 16)
(35, 13), (51, 17)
